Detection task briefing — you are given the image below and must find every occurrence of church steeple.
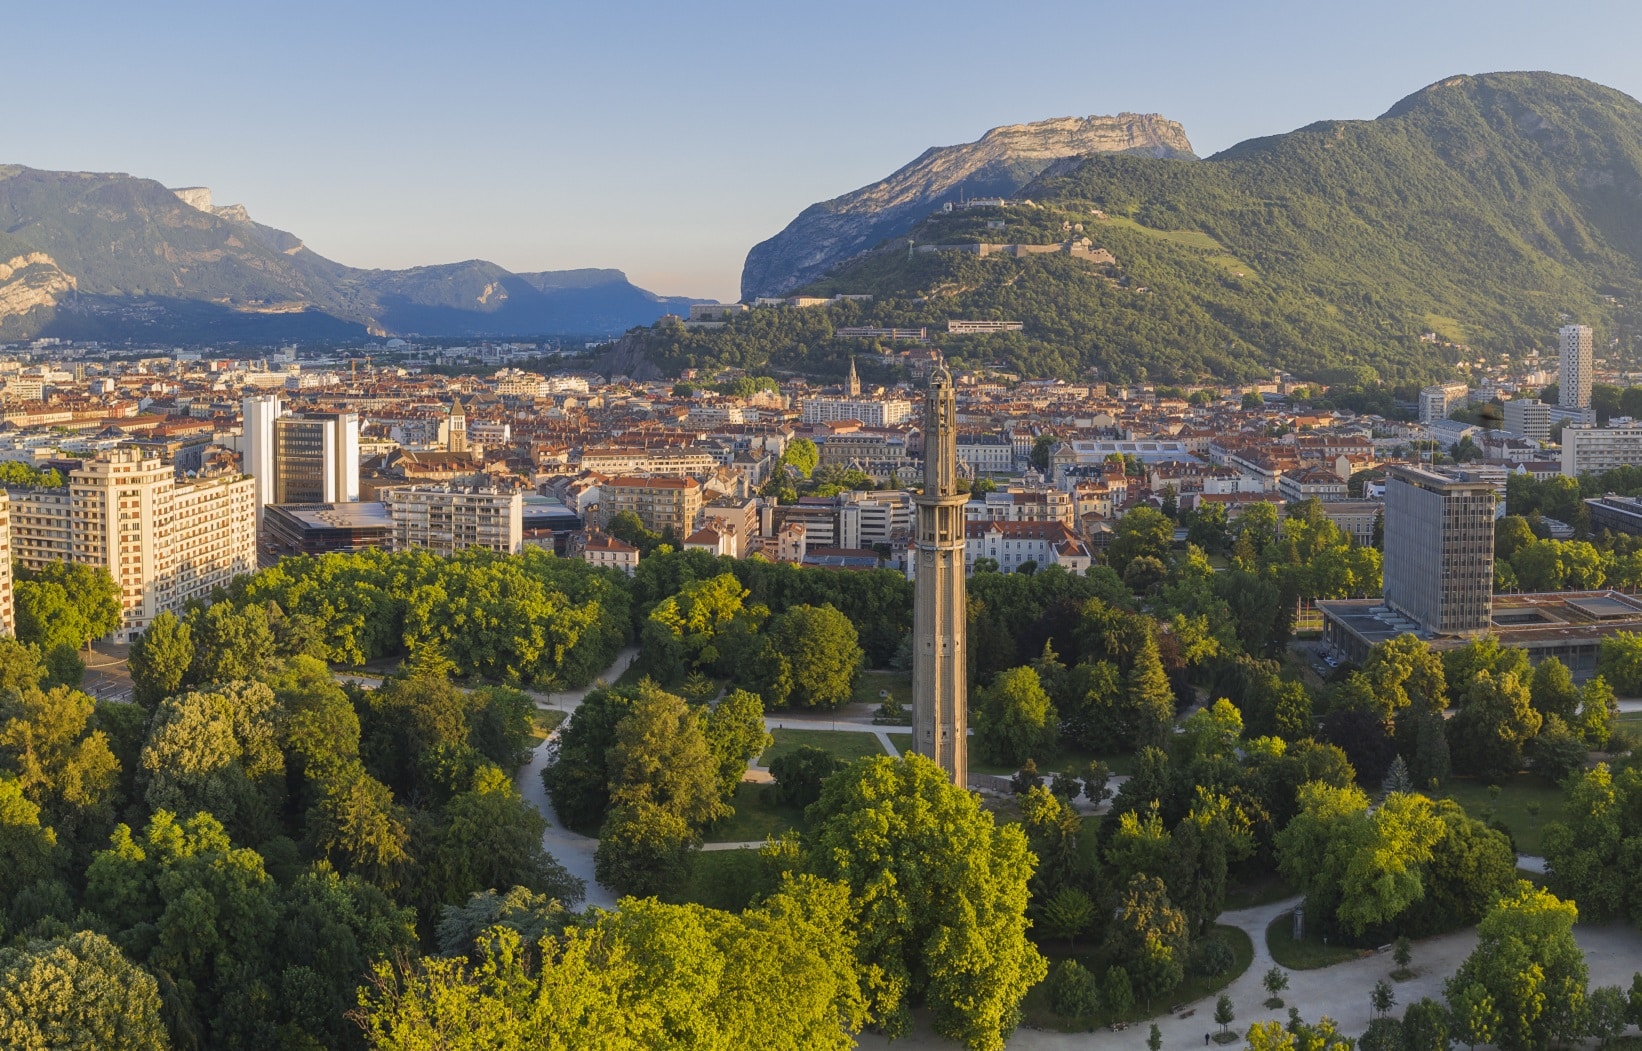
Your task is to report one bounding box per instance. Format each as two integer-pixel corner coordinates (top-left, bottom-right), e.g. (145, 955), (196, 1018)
(845, 356), (861, 398)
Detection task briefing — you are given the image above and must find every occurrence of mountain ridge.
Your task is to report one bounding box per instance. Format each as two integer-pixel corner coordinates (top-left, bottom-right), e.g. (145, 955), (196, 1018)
(0, 167), (700, 342)
(633, 71), (1642, 386)
(739, 113), (1194, 300)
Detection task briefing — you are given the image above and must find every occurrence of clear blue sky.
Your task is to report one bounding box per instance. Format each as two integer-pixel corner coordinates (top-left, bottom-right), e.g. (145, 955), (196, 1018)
(9, 0), (1642, 300)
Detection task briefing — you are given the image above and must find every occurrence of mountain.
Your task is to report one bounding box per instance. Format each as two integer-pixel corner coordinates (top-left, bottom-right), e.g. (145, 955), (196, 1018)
(739, 114), (1195, 300)
(651, 72), (1642, 386)
(0, 168), (698, 342)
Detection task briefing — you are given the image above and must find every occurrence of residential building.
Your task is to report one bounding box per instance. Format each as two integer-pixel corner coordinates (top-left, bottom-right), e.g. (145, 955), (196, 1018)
(1380, 465), (1495, 636)
(0, 493), (13, 635)
(1277, 466), (1349, 502)
(1418, 382), (1470, 424)
(1318, 500), (1382, 548)
(946, 320), (1024, 334)
(580, 534), (639, 576)
(965, 488), (1075, 528)
(1586, 494), (1642, 537)
(682, 524), (736, 557)
(799, 397), (912, 428)
(1560, 324), (1593, 411)
(599, 475), (703, 538)
(10, 448), (256, 641)
(962, 520), (1092, 575)
(955, 433), (1013, 474)
(381, 484), (523, 556)
(1562, 424), (1642, 477)
(579, 447), (720, 477)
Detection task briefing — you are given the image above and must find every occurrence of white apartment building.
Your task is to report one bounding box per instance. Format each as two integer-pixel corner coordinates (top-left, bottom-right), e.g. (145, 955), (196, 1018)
(955, 521), (1092, 576)
(581, 534), (639, 575)
(1561, 324), (1593, 411)
(381, 484), (523, 557)
(0, 494), (14, 635)
(1502, 399), (1552, 443)
(1562, 424), (1642, 477)
(965, 488), (1076, 528)
(838, 490), (914, 549)
(579, 447), (720, 477)
(9, 448), (256, 641)
(800, 397), (912, 428)
(1418, 382), (1470, 425)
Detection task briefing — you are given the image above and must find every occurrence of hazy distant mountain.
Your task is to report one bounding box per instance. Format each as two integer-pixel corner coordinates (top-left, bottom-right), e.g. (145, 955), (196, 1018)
(637, 72), (1642, 386)
(0, 168), (699, 342)
(739, 114), (1195, 300)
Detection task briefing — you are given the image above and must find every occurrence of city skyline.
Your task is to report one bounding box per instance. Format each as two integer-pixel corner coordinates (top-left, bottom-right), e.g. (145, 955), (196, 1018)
(8, 1), (1642, 300)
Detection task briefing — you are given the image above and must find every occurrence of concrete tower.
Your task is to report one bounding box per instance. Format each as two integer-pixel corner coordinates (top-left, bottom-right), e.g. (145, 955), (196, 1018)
(1560, 324), (1593, 411)
(845, 356), (861, 397)
(912, 364), (967, 785)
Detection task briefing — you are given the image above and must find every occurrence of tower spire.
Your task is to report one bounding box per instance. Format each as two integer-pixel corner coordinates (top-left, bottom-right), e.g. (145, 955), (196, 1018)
(846, 355), (861, 398)
(911, 362), (967, 786)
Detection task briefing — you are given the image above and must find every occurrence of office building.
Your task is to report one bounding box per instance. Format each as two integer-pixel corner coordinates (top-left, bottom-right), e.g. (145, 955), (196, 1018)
(242, 394), (360, 524)
(1502, 399), (1552, 443)
(261, 502), (394, 562)
(1562, 424), (1642, 477)
(381, 484), (523, 557)
(1560, 324), (1593, 411)
(911, 365), (968, 787)
(10, 448), (256, 642)
(1381, 465), (1495, 636)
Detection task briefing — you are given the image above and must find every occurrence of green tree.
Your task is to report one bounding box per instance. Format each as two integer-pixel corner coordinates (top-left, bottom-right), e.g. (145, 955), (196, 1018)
(13, 562), (122, 656)
(768, 745), (845, 807)
(0, 930), (169, 1051)
(1401, 997), (1452, 1051)
(1104, 874), (1188, 1005)
(1046, 959), (1101, 1018)
(1528, 657), (1579, 721)
(183, 603), (275, 687)
(421, 765), (582, 912)
(1121, 634), (1177, 751)
(0, 682), (120, 840)
(1445, 883), (1588, 1051)
(784, 436), (820, 478)
(798, 754), (1046, 1050)
(1109, 507), (1175, 575)
(1038, 887), (1096, 950)
(128, 611), (194, 710)
(1447, 670), (1541, 781)
(1576, 675), (1619, 748)
(705, 689), (771, 801)
(1262, 966), (1289, 1007)
(140, 682), (286, 845)
(1596, 631), (1642, 695)
(1216, 993), (1236, 1034)
(754, 603), (862, 709)
(973, 665), (1057, 766)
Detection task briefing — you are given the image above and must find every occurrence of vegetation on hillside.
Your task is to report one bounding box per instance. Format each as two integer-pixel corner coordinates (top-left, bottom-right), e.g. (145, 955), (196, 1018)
(629, 72), (1642, 385)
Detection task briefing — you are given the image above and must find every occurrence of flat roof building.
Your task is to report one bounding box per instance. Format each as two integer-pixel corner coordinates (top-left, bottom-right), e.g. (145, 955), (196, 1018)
(1382, 465), (1495, 637)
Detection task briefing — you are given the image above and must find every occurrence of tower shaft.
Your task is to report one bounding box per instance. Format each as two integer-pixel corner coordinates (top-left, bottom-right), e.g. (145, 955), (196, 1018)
(912, 366), (967, 785)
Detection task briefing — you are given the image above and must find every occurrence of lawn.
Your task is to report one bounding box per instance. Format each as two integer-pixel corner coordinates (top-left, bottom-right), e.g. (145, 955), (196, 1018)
(1434, 774), (1567, 856)
(852, 669), (912, 714)
(666, 849), (774, 913)
(1021, 924), (1254, 1031)
(887, 732), (913, 756)
(759, 728), (886, 767)
(703, 782), (802, 844)
(1266, 913), (1360, 970)
(969, 746), (1137, 779)
(529, 708), (567, 742)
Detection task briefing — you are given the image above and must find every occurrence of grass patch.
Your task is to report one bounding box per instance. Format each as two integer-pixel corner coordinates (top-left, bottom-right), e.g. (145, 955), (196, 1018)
(1434, 774), (1567, 856)
(1101, 215), (1257, 278)
(703, 782), (802, 843)
(887, 732), (913, 756)
(969, 746), (1137, 779)
(759, 728), (885, 767)
(852, 669), (912, 711)
(529, 708), (567, 741)
(1022, 924), (1253, 1031)
(666, 849), (773, 912)
(1266, 913), (1359, 970)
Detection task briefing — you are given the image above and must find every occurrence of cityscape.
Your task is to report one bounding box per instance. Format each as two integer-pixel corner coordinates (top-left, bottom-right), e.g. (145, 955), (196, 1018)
(5, 4), (1642, 1051)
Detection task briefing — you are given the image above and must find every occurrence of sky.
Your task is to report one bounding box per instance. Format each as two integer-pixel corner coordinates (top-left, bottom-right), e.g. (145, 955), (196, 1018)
(8, 0), (1642, 301)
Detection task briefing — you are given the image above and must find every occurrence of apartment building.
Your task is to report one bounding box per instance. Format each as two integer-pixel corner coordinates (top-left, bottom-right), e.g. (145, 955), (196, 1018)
(1562, 424), (1642, 477)
(799, 397), (912, 428)
(599, 475), (703, 537)
(958, 520), (1092, 576)
(1560, 324), (1593, 411)
(10, 448), (256, 641)
(579, 447), (720, 477)
(965, 488), (1075, 528)
(956, 433), (1014, 474)
(1418, 382), (1469, 424)
(381, 484), (523, 557)
(580, 534), (639, 575)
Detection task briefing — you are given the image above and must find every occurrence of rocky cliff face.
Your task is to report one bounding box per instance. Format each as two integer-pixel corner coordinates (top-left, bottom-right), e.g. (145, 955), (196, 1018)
(740, 113), (1194, 300)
